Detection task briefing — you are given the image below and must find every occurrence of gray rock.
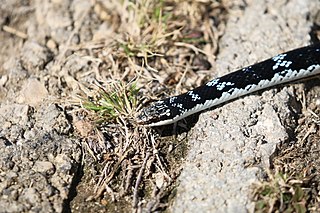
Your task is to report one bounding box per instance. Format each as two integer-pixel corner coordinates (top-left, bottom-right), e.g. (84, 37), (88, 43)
(19, 188), (41, 205)
(0, 102), (81, 212)
(32, 161), (55, 175)
(20, 78), (48, 106)
(20, 41), (52, 71)
(171, 0), (320, 212)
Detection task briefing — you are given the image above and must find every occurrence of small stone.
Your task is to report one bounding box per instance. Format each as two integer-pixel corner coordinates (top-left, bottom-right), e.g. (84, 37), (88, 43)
(54, 154), (72, 174)
(20, 41), (51, 70)
(33, 161), (55, 174)
(20, 78), (48, 106)
(6, 171), (17, 179)
(0, 75), (8, 86)
(23, 129), (37, 140)
(19, 188), (41, 205)
(155, 173), (165, 189)
(0, 180), (8, 192)
(46, 39), (57, 51)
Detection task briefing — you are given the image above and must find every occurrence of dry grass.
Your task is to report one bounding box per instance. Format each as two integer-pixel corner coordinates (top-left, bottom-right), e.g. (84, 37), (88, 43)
(252, 86), (320, 213)
(69, 1), (320, 212)
(253, 171), (308, 213)
(70, 0), (227, 211)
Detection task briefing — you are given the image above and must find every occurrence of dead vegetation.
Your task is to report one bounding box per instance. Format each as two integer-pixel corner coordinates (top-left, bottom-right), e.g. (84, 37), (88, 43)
(252, 86), (320, 213)
(70, 0), (227, 211)
(68, 0), (320, 212)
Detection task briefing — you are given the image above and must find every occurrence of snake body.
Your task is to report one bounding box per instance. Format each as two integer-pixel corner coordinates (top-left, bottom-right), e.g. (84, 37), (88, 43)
(137, 43), (320, 126)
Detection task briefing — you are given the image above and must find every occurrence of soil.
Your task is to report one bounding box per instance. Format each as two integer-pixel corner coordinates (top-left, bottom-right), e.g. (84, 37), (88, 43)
(0, 0), (319, 213)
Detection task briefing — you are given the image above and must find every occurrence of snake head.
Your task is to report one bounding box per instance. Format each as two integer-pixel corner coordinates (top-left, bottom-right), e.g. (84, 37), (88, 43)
(137, 99), (175, 126)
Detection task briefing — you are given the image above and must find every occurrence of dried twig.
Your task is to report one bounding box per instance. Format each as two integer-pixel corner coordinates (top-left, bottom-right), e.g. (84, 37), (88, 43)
(2, 25), (28, 39)
(133, 152), (151, 208)
(95, 149), (130, 198)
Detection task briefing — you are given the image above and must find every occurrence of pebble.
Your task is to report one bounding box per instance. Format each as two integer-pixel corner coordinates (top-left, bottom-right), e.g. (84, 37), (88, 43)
(33, 161), (55, 174)
(20, 78), (48, 106)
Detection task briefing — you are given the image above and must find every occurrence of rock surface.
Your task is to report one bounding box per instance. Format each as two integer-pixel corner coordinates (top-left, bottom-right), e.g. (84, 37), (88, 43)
(171, 0), (320, 212)
(0, 103), (81, 212)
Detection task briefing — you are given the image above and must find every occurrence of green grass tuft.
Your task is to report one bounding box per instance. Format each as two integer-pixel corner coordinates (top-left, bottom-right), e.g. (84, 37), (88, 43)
(253, 172), (308, 213)
(84, 81), (139, 124)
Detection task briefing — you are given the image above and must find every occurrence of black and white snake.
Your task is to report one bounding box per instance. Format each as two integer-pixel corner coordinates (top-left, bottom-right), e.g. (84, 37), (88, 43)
(137, 43), (320, 127)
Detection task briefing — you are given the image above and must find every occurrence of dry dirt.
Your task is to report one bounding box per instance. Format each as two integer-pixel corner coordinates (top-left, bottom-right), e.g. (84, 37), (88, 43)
(0, 0), (320, 213)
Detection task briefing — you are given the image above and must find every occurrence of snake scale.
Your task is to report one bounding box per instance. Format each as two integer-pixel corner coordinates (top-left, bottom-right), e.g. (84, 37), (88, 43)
(137, 43), (320, 127)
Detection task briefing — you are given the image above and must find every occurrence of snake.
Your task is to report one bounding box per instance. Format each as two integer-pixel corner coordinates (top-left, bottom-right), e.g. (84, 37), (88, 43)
(137, 43), (320, 127)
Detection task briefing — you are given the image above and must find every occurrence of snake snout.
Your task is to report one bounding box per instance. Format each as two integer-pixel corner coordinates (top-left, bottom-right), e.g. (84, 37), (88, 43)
(136, 100), (173, 126)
